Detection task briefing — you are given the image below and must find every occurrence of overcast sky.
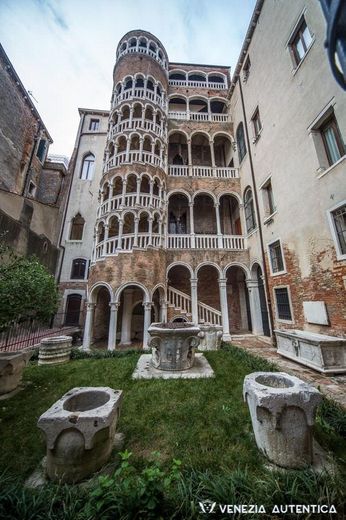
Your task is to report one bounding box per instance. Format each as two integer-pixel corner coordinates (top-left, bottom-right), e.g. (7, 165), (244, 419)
(0, 0), (256, 157)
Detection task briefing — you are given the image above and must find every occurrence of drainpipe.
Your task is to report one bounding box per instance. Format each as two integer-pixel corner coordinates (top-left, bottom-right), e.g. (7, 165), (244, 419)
(56, 112), (86, 282)
(238, 78), (276, 343)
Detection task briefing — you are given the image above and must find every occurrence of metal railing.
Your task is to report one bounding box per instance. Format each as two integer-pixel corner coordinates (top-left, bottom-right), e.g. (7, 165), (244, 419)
(0, 312), (83, 352)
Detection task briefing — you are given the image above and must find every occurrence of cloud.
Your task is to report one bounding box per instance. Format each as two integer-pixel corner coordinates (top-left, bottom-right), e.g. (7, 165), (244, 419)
(0, 0), (256, 156)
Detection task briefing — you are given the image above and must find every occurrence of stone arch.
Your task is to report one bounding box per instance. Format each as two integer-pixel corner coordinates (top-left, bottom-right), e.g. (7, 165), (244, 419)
(114, 281), (150, 304)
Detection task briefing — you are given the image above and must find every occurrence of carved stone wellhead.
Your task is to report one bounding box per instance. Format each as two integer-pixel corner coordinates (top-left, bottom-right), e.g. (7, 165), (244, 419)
(243, 372), (322, 469)
(148, 322), (201, 370)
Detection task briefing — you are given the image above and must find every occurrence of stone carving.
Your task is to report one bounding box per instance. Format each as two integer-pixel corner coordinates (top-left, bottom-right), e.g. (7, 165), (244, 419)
(275, 329), (346, 374)
(243, 372), (321, 469)
(148, 322), (201, 370)
(38, 335), (72, 366)
(0, 350), (32, 395)
(37, 387), (123, 483)
(198, 325), (223, 351)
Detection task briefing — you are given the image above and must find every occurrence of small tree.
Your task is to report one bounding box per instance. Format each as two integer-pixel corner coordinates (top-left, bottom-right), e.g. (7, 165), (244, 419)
(0, 239), (59, 329)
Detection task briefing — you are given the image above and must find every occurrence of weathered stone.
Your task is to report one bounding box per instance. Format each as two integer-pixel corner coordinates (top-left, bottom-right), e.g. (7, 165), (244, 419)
(243, 372), (322, 469)
(148, 322), (201, 370)
(0, 350), (32, 395)
(38, 335), (72, 366)
(37, 386), (123, 483)
(132, 352), (214, 379)
(198, 325), (223, 351)
(275, 329), (346, 374)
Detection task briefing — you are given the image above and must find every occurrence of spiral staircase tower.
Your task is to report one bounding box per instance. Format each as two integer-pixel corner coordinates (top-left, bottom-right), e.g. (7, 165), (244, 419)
(86, 31), (169, 349)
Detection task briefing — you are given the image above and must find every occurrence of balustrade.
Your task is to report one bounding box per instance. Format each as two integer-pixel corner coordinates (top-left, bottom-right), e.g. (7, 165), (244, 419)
(107, 151), (164, 170)
(169, 79), (226, 89)
(168, 165), (238, 179)
(111, 118), (166, 139)
(114, 88), (166, 109)
(168, 111), (229, 122)
(100, 193), (163, 216)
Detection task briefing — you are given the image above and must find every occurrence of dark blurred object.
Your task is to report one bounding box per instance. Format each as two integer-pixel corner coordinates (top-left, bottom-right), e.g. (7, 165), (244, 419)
(319, 0), (346, 89)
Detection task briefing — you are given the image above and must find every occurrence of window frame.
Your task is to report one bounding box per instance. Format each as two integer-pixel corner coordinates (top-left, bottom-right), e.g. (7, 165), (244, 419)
(89, 118), (100, 131)
(327, 200), (346, 260)
(80, 153), (95, 180)
(260, 176), (276, 220)
(287, 14), (314, 68)
(274, 285), (294, 323)
(36, 138), (47, 163)
(251, 107), (262, 142)
(244, 187), (257, 234)
(236, 122), (247, 164)
(70, 258), (88, 280)
(69, 213), (85, 241)
(320, 114), (345, 167)
(267, 238), (286, 276)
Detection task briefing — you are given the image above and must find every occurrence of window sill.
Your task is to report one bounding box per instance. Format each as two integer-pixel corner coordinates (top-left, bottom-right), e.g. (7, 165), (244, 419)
(263, 210), (277, 225)
(270, 269), (287, 277)
(252, 127), (263, 144)
(276, 318), (295, 324)
(65, 240), (83, 243)
(317, 154), (346, 179)
(291, 36), (315, 76)
(335, 252), (346, 261)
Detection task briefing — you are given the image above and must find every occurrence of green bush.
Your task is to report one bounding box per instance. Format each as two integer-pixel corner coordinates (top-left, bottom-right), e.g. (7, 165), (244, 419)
(0, 241), (58, 329)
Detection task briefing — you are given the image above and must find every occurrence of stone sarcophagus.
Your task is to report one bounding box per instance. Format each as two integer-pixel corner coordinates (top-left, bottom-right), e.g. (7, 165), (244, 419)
(0, 350), (32, 395)
(148, 322), (201, 371)
(275, 329), (346, 374)
(37, 387), (123, 483)
(243, 372), (321, 469)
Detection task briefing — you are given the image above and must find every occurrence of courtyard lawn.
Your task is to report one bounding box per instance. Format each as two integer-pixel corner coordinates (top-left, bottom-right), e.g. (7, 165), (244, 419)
(0, 345), (345, 519)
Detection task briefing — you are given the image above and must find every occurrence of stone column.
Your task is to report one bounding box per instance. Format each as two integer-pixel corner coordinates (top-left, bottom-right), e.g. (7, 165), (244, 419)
(215, 203), (223, 249)
(189, 202), (195, 248)
(160, 298), (168, 322)
(121, 179), (127, 206)
(136, 178), (141, 205)
(134, 217), (139, 247)
(82, 303), (96, 351)
(219, 278), (231, 340)
(143, 302), (153, 350)
(149, 179), (154, 206)
(120, 289), (134, 345)
(117, 219), (124, 250)
(139, 137), (144, 161)
(129, 105), (134, 128)
(108, 302), (120, 351)
(190, 277), (198, 324)
(239, 203), (246, 236)
(148, 217), (153, 246)
(125, 138), (130, 162)
(187, 138), (192, 176)
(103, 224), (109, 256)
(210, 139), (216, 170)
(246, 280), (264, 335)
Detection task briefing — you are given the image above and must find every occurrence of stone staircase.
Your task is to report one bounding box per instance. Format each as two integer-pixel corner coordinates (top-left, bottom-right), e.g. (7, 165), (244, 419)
(167, 286), (222, 325)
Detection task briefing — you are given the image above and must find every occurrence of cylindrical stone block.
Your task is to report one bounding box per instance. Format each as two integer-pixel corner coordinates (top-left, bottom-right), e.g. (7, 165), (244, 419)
(38, 335), (72, 366)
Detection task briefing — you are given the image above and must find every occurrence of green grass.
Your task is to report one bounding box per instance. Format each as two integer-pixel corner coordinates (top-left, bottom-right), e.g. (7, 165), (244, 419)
(0, 344), (345, 519)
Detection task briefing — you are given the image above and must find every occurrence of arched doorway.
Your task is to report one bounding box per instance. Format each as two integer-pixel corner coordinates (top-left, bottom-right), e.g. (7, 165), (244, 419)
(225, 266), (252, 334)
(92, 286), (111, 345)
(117, 285), (147, 347)
(65, 294), (82, 326)
(167, 264), (192, 321)
(196, 265), (221, 325)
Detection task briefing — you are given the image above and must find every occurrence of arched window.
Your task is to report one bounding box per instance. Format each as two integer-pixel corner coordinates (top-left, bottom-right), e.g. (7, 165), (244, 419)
(236, 123), (247, 163)
(71, 258), (87, 280)
(244, 188), (256, 233)
(70, 213), (85, 240)
(80, 153), (95, 180)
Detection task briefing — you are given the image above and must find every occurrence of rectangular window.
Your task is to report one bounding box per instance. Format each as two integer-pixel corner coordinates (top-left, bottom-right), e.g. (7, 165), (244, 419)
(261, 178), (276, 217)
(320, 114), (345, 166)
(89, 119), (100, 131)
(289, 17), (313, 66)
(274, 287), (292, 321)
(269, 239), (285, 274)
(251, 108), (262, 141)
(71, 258), (87, 279)
(242, 55), (251, 82)
(329, 202), (346, 258)
(36, 138), (47, 162)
